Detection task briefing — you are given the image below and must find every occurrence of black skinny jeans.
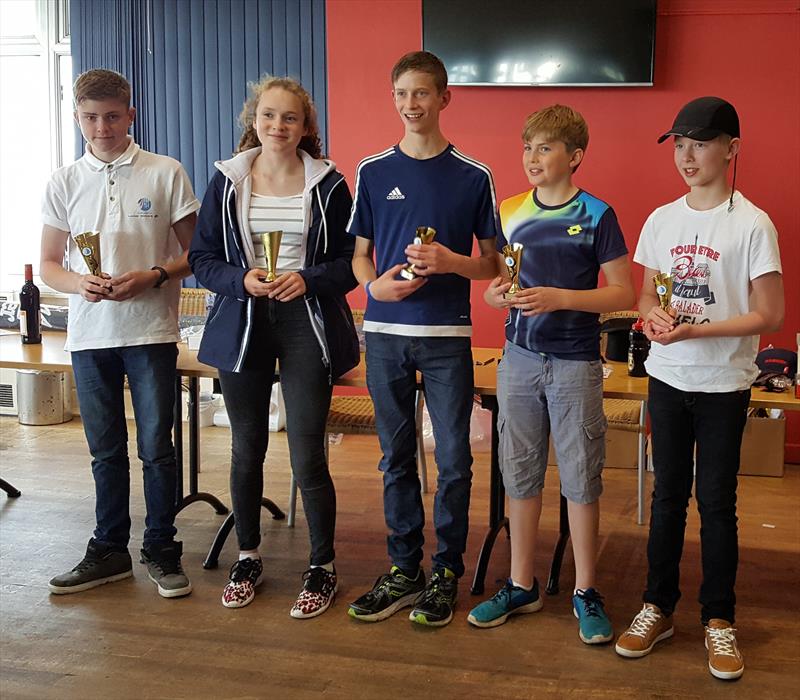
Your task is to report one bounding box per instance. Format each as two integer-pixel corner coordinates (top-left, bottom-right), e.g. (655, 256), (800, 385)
(644, 376), (750, 624)
(218, 297), (335, 565)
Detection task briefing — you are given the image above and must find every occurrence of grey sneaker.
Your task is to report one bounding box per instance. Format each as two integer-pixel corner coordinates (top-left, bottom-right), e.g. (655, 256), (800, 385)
(49, 538), (133, 595)
(140, 541), (192, 598)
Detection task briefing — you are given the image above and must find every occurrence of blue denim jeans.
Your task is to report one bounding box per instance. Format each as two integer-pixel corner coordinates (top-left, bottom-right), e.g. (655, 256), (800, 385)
(71, 343), (179, 549)
(365, 332), (474, 578)
(644, 376), (750, 624)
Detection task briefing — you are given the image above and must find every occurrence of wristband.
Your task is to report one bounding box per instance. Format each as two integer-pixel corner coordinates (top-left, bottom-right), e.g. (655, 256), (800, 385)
(365, 281), (374, 300)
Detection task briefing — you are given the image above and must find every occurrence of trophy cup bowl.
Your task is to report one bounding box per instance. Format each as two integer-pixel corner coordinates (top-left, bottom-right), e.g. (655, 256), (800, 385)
(502, 242), (524, 300)
(74, 231), (101, 276)
(652, 272), (674, 311)
(400, 226), (437, 281)
(260, 230), (283, 283)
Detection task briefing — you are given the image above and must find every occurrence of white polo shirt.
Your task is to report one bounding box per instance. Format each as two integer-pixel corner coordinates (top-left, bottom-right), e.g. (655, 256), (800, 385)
(42, 138), (200, 351)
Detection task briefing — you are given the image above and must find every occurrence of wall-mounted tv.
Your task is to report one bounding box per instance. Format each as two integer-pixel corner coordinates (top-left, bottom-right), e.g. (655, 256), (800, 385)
(422, 0), (657, 87)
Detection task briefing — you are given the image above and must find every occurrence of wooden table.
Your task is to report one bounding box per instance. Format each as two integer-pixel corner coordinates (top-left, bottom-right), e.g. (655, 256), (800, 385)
(3, 332), (797, 592)
(0, 331), (234, 519)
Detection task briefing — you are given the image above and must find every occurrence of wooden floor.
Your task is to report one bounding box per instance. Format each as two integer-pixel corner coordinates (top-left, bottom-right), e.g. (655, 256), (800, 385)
(1, 415), (798, 700)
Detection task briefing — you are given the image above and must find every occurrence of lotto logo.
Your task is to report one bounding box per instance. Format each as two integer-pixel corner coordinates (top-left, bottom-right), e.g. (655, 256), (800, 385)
(567, 225), (583, 235)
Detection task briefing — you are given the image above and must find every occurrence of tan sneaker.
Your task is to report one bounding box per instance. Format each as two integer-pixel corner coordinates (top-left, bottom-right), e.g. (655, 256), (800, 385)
(705, 619), (744, 680)
(615, 603), (674, 658)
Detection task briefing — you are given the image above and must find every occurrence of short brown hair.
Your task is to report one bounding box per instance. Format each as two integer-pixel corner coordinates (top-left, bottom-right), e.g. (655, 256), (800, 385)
(73, 69), (131, 107)
(522, 104), (589, 171)
(237, 75), (323, 158)
(391, 51), (448, 93)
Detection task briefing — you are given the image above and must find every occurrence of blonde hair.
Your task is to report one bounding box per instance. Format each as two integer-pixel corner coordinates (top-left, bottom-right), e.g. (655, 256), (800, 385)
(522, 104), (589, 171)
(74, 69), (131, 108)
(237, 75), (323, 158)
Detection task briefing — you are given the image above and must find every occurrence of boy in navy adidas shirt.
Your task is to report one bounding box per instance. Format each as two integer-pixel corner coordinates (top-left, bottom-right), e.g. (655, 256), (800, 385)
(347, 51), (499, 627)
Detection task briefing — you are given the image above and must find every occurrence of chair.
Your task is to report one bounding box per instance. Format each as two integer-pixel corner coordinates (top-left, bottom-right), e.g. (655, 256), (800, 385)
(600, 310), (647, 525)
(179, 287), (209, 318)
(604, 398), (648, 525)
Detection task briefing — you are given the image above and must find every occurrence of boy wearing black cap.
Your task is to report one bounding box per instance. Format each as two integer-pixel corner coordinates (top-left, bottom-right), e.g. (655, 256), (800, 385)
(615, 97), (784, 680)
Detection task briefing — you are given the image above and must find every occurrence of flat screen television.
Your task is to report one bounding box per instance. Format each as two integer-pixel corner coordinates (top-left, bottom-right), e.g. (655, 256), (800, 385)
(422, 0), (657, 87)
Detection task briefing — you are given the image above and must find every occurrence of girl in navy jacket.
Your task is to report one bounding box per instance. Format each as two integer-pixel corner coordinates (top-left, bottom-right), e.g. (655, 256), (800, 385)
(189, 76), (358, 618)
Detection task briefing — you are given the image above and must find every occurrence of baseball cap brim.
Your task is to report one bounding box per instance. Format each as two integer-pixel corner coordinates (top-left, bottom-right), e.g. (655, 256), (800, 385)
(657, 126), (725, 144)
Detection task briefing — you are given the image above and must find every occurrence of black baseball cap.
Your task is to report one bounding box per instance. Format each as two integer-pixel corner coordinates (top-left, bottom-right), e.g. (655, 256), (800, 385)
(657, 96), (740, 144)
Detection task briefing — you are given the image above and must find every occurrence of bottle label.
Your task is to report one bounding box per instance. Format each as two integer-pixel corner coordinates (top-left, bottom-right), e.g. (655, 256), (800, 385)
(19, 310), (27, 336)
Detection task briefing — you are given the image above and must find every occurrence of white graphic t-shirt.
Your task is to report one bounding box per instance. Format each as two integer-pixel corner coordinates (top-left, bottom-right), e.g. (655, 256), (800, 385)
(634, 191), (782, 392)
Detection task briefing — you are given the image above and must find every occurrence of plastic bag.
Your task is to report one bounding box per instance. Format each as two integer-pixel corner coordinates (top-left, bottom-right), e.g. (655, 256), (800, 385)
(422, 398), (493, 453)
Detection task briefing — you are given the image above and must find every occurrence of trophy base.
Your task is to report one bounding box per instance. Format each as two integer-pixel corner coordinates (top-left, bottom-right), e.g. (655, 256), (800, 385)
(399, 268), (417, 281)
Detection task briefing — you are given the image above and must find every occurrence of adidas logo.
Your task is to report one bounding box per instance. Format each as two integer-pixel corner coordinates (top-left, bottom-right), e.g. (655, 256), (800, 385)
(386, 187), (405, 200)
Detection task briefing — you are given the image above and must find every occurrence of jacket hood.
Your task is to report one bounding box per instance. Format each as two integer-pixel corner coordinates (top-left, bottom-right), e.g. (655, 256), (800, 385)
(215, 147), (336, 190)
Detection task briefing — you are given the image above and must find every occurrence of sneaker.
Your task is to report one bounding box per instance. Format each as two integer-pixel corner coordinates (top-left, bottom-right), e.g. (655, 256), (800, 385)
(467, 578), (543, 628)
(140, 541), (192, 599)
(409, 567), (458, 627)
(49, 538), (133, 595)
(290, 566), (338, 619)
(348, 566), (426, 622)
(615, 603), (674, 657)
(573, 587), (613, 644)
(705, 619), (744, 680)
(222, 557), (264, 609)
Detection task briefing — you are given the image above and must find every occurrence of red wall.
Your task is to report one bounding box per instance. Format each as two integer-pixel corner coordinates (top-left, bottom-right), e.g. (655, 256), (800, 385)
(327, 0), (800, 460)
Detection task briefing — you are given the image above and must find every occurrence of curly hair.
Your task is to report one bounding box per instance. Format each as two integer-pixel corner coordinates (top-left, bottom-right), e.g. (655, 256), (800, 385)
(236, 75), (323, 158)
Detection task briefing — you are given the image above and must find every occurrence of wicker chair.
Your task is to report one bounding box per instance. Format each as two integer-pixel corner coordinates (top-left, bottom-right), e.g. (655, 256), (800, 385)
(598, 310), (649, 524)
(604, 398), (648, 525)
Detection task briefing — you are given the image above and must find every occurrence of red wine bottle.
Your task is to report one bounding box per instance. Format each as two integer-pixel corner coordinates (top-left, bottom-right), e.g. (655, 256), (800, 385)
(20, 264), (42, 344)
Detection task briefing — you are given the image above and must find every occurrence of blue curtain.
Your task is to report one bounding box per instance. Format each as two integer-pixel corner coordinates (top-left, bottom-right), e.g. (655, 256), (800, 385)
(71, 0), (328, 200)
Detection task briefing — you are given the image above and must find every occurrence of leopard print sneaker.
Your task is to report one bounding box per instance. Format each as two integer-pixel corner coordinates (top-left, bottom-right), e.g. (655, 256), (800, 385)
(221, 557), (263, 609)
(290, 566), (337, 619)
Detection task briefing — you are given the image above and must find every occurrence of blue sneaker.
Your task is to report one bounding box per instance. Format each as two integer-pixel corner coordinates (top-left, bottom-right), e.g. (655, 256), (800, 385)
(573, 587), (613, 644)
(467, 578), (543, 628)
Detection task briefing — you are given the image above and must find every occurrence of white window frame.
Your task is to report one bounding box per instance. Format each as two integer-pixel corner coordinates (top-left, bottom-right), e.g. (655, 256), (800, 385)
(0, 0), (71, 296)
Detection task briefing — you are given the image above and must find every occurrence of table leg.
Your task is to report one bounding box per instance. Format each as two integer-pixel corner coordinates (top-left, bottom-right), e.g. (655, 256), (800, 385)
(203, 498), (285, 569)
(637, 399), (648, 526)
(174, 374), (228, 516)
(545, 494), (571, 595)
(470, 395), (510, 595)
(0, 478), (21, 498)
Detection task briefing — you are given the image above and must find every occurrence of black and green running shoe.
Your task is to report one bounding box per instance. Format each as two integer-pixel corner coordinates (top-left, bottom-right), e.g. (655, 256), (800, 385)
(409, 567), (457, 627)
(348, 566), (426, 622)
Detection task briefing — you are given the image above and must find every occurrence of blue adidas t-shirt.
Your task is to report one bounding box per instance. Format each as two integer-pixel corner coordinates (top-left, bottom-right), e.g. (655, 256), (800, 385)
(347, 144), (499, 336)
(498, 188), (628, 359)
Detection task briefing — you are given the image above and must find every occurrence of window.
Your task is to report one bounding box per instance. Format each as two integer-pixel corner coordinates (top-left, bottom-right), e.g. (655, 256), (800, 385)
(0, 0), (72, 295)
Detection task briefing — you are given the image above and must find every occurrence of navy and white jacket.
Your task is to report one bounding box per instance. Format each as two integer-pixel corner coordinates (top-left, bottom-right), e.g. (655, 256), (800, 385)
(189, 147), (359, 381)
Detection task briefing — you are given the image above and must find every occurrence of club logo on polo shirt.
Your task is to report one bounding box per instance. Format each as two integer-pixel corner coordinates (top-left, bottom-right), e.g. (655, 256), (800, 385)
(128, 195), (158, 219)
(567, 224), (583, 236)
(386, 187), (405, 200)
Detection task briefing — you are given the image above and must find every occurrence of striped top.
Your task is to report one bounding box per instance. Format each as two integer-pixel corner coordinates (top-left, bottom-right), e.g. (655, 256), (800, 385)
(249, 192), (304, 273)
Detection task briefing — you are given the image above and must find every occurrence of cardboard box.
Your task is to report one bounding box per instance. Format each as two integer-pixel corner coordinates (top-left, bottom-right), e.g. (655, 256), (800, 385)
(548, 426), (640, 469)
(739, 414), (785, 477)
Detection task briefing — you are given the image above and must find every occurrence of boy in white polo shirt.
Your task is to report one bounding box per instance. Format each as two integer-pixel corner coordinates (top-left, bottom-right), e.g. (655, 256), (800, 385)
(40, 69), (200, 598)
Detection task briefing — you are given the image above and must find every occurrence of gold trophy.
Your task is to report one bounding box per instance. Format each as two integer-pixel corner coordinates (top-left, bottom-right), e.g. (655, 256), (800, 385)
(502, 242), (524, 299)
(653, 272), (674, 311)
(74, 231), (101, 276)
(400, 226), (437, 280)
(260, 230), (283, 282)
